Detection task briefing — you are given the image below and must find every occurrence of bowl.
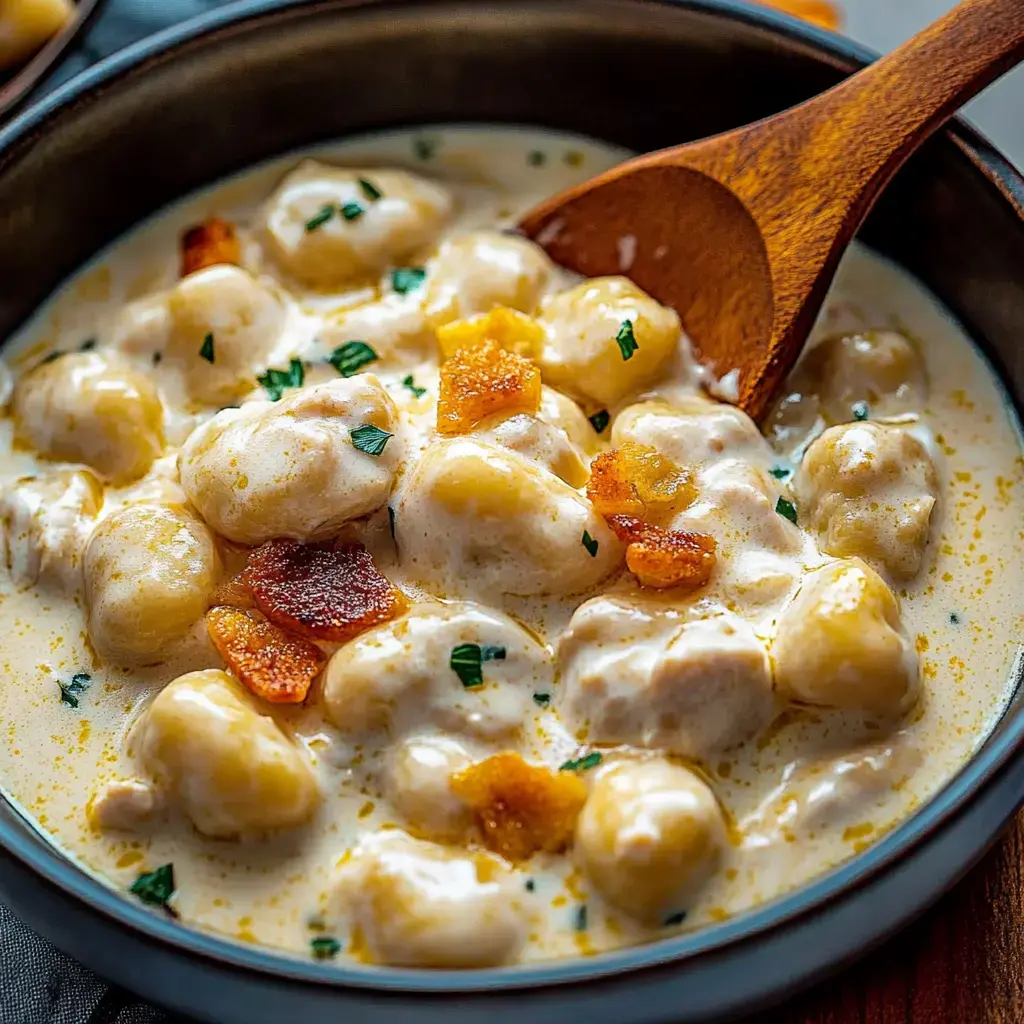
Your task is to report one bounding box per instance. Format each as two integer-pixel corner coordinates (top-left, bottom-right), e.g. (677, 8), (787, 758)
(0, 2), (1023, 1021)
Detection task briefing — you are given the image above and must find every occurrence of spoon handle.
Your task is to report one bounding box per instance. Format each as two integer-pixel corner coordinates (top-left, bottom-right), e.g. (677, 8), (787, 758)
(815, 0), (1024, 194)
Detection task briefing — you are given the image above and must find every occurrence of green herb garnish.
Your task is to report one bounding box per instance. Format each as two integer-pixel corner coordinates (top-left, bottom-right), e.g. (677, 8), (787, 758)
(358, 178), (383, 201)
(387, 505), (396, 542)
(257, 358), (305, 401)
(525, 878), (536, 892)
(852, 400), (870, 421)
(340, 201), (365, 222)
(581, 531), (599, 558)
(413, 136), (437, 161)
(80, 338), (97, 351)
(304, 204), (335, 232)
(663, 910), (687, 927)
(450, 642), (506, 689)
(564, 150), (584, 168)
(152, 351), (163, 365)
(588, 410), (610, 434)
(528, 150), (546, 167)
(950, 611), (961, 625)
(328, 341), (378, 377)
(57, 672), (91, 709)
(310, 936), (342, 960)
(775, 496), (798, 524)
(391, 266), (427, 295)
(560, 751), (603, 773)
(41, 351), (64, 364)
(532, 693), (551, 707)
(130, 863), (176, 914)
(350, 424), (392, 456)
(402, 374), (427, 398)
(574, 904), (588, 931)
(769, 465), (790, 480)
(615, 320), (639, 361)
(199, 332), (215, 364)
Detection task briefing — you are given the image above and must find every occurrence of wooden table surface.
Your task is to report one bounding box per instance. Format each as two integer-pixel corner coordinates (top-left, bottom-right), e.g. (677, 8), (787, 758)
(759, 810), (1024, 1023)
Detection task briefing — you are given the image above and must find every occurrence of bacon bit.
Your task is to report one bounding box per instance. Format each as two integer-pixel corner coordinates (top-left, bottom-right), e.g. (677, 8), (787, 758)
(586, 442), (696, 523)
(206, 606), (325, 704)
(451, 752), (588, 862)
(180, 217), (241, 277)
(241, 540), (407, 643)
(436, 339), (542, 436)
(606, 514), (716, 591)
(435, 307), (546, 362)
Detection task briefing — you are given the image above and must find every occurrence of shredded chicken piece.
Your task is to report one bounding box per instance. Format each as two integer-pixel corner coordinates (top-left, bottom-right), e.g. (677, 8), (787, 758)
(180, 217), (241, 277)
(87, 778), (162, 831)
(606, 514), (716, 591)
(241, 539), (407, 643)
(451, 752), (588, 862)
(437, 339), (542, 436)
(207, 605), (325, 704)
(586, 442), (696, 523)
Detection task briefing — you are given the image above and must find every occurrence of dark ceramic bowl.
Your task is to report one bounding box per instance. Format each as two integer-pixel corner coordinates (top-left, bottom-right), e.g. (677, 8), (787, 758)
(1, 2), (1023, 1022)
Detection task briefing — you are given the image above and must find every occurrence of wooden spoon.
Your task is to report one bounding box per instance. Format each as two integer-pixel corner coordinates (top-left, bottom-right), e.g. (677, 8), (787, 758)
(518, 0), (1024, 421)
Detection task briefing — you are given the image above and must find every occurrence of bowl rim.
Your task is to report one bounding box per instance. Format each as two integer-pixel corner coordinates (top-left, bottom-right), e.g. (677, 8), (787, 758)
(1, 0), (1023, 995)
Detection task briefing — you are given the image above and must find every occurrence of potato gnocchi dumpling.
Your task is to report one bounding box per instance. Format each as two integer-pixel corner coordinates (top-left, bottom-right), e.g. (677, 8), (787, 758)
(134, 669), (320, 838)
(1, 468), (102, 589)
(386, 734), (474, 841)
(84, 504), (220, 665)
(13, 352), (164, 484)
(335, 830), (527, 968)
(322, 601), (548, 739)
(560, 598), (774, 759)
(796, 421), (938, 580)
(425, 231), (556, 326)
(167, 265), (286, 405)
(576, 761), (726, 924)
(319, 297), (434, 366)
(263, 161), (452, 287)
(538, 277), (681, 406)
(773, 558), (918, 716)
(180, 377), (400, 545)
(395, 439), (621, 598)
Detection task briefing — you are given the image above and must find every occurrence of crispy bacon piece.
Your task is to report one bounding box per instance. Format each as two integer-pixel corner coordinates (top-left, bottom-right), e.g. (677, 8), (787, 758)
(180, 217), (241, 277)
(207, 574), (256, 611)
(241, 540), (407, 643)
(207, 606), (325, 704)
(436, 338), (542, 436)
(435, 307), (546, 361)
(586, 442), (696, 523)
(451, 752), (588, 862)
(606, 514), (716, 591)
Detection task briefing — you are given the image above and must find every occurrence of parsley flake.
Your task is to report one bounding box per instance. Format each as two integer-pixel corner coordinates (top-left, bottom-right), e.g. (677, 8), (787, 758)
(775, 496), (798, 524)
(199, 332), (215, 364)
(574, 904), (588, 931)
(41, 351), (64, 364)
(388, 505), (396, 542)
(341, 201), (365, 222)
(358, 178), (383, 201)
(402, 374), (427, 398)
(663, 910), (688, 927)
(350, 424), (393, 457)
(130, 863), (177, 914)
(560, 751), (603, 773)
(615, 320), (639, 361)
(533, 693), (551, 707)
(588, 410), (610, 434)
(950, 611), (961, 625)
(80, 338), (97, 351)
(304, 204), (335, 232)
(564, 150), (584, 168)
(257, 358), (304, 401)
(413, 136), (437, 161)
(528, 150), (546, 167)
(525, 878), (536, 892)
(152, 351), (163, 365)
(582, 531), (599, 558)
(852, 400), (870, 421)
(310, 936), (342, 960)
(57, 672), (91, 708)
(769, 465), (791, 480)
(328, 341), (378, 377)
(391, 266), (427, 295)
(450, 643), (505, 689)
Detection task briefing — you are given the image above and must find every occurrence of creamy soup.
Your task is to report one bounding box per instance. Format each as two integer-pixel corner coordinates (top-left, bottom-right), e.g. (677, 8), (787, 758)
(0, 126), (1021, 968)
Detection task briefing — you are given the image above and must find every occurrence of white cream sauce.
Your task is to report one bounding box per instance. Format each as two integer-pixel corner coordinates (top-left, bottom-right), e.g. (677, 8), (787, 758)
(0, 126), (1021, 967)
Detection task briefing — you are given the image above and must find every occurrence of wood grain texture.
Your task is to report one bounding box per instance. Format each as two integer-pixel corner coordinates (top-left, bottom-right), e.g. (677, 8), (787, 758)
(520, 0), (1024, 421)
(759, 810), (1024, 1024)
